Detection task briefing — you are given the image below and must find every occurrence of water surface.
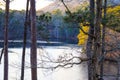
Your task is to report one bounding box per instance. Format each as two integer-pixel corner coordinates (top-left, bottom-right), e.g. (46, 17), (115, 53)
(0, 45), (88, 80)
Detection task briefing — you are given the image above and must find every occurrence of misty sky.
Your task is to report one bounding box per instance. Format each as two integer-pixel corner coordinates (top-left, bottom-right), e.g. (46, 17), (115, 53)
(0, 0), (54, 10)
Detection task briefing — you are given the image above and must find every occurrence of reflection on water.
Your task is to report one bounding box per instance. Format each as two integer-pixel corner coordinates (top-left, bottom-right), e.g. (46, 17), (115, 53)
(0, 45), (88, 80)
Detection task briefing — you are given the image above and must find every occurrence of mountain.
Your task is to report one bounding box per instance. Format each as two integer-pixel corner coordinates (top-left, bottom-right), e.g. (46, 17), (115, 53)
(37, 0), (88, 13)
(37, 0), (120, 14)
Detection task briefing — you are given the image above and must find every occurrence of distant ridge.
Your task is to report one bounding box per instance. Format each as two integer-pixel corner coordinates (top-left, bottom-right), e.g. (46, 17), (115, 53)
(37, 0), (88, 13)
(37, 0), (120, 13)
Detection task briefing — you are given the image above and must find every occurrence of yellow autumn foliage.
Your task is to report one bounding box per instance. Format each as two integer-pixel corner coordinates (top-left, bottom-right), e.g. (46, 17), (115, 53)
(107, 6), (120, 16)
(77, 23), (89, 45)
(106, 5), (120, 31)
(77, 5), (120, 45)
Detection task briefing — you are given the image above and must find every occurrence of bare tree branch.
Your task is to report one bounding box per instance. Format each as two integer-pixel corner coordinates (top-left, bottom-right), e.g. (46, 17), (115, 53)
(60, 0), (72, 15)
(79, 26), (95, 38)
(0, 48), (4, 64)
(36, 55), (91, 70)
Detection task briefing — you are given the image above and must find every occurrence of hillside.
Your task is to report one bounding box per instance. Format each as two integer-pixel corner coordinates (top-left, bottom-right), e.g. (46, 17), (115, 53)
(105, 28), (120, 59)
(38, 0), (88, 13)
(37, 0), (120, 13)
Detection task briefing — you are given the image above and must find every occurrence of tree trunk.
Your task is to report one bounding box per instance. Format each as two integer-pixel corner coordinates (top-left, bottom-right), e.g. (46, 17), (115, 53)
(92, 0), (102, 80)
(100, 0), (107, 79)
(117, 58), (120, 80)
(86, 0), (95, 80)
(4, 0), (9, 80)
(20, 0), (30, 80)
(86, 0), (103, 80)
(30, 0), (37, 80)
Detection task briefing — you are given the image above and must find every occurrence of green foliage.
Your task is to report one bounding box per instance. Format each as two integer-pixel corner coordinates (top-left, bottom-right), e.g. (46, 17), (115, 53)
(37, 12), (52, 22)
(63, 6), (90, 45)
(37, 25), (50, 40)
(37, 12), (52, 40)
(105, 5), (120, 32)
(64, 7), (90, 23)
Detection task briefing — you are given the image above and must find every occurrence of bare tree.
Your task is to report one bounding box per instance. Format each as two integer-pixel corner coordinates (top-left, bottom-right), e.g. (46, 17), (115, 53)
(30, 0), (37, 80)
(20, 0), (30, 80)
(86, 0), (95, 80)
(92, 0), (102, 79)
(4, 0), (9, 80)
(100, 0), (107, 79)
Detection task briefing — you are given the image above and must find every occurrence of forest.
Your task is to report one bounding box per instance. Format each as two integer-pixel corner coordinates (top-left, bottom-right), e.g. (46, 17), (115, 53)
(0, 0), (120, 80)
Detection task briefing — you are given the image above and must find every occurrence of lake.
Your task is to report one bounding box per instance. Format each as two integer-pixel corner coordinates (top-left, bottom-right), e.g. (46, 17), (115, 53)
(0, 44), (88, 80)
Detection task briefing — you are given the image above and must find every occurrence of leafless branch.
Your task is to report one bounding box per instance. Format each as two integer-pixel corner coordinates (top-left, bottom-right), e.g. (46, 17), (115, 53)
(60, 0), (72, 15)
(0, 48), (4, 64)
(79, 26), (95, 38)
(36, 55), (91, 70)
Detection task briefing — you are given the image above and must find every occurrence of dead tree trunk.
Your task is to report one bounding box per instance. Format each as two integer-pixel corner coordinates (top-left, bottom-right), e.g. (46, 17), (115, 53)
(30, 0), (37, 80)
(20, 0), (30, 80)
(4, 0), (9, 80)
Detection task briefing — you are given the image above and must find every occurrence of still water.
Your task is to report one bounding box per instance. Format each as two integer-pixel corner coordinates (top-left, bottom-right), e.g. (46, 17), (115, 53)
(0, 45), (88, 80)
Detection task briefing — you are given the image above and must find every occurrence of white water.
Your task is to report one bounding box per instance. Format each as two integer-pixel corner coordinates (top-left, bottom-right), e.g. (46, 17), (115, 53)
(0, 46), (88, 80)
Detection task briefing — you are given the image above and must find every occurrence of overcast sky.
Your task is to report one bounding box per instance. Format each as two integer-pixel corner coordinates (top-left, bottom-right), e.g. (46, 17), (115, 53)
(0, 0), (54, 10)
